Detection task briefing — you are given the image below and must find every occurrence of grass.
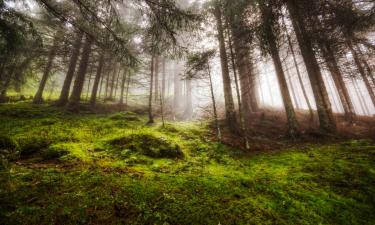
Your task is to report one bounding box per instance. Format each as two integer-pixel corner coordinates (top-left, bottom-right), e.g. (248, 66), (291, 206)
(0, 103), (374, 225)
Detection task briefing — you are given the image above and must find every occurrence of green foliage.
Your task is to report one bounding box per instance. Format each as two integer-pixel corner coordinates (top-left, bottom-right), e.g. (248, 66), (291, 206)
(0, 103), (374, 225)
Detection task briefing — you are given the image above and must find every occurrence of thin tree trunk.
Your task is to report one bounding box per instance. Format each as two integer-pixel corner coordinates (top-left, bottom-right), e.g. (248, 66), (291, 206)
(173, 61), (181, 120)
(56, 31), (83, 106)
(33, 35), (59, 104)
(261, 7), (300, 137)
(214, 1), (238, 132)
(283, 62), (300, 109)
(119, 70), (127, 107)
(226, 24), (243, 121)
(347, 40), (375, 107)
(183, 79), (193, 119)
(287, 0), (336, 132)
(154, 56), (159, 102)
(125, 72), (131, 106)
(67, 35), (93, 110)
(148, 56), (155, 124)
(208, 63), (221, 142)
(90, 52), (105, 107)
(320, 42), (355, 121)
(109, 63), (119, 100)
(283, 20), (314, 120)
(162, 58), (166, 103)
(352, 78), (370, 115)
(113, 67), (121, 100)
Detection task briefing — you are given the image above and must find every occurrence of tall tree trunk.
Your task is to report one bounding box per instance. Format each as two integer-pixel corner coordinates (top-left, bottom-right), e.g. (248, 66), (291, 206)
(119, 70), (127, 107)
(226, 24), (243, 121)
(33, 35), (59, 104)
(347, 40), (375, 107)
(287, 0), (336, 132)
(148, 56), (155, 124)
(125, 72), (131, 106)
(357, 46), (375, 88)
(162, 58), (166, 103)
(352, 78), (370, 115)
(154, 56), (159, 101)
(183, 79), (193, 119)
(320, 42), (355, 121)
(13, 56), (34, 93)
(109, 63), (119, 100)
(90, 52), (105, 107)
(67, 35), (93, 110)
(56, 31), (83, 106)
(283, 19), (314, 120)
(283, 62), (300, 109)
(260, 4), (300, 137)
(113, 67), (121, 100)
(208, 63), (221, 142)
(214, 1), (238, 132)
(173, 61), (181, 119)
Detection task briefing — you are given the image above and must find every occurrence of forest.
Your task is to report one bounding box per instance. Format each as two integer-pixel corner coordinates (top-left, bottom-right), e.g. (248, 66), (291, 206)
(0, 0), (374, 224)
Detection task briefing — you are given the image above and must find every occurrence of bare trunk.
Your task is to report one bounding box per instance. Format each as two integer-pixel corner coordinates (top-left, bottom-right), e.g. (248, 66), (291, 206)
(67, 35), (93, 110)
(183, 79), (193, 119)
(154, 56), (159, 101)
(320, 42), (355, 121)
(347, 40), (375, 107)
(214, 1), (237, 132)
(274, 56), (300, 138)
(283, 22), (314, 120)
(56, 31), (83, 106)
(162, 58), (166, 103)
(208, 63), (221, 142)
(148, 56), (155, 124)
(125, 73), (131, 106)
(33, 35), (59, 104)
(352, 78), (370, 115)
(287, 0), (336, 132)
(90, 52), (105, 107)
(119, 70), (127, 106)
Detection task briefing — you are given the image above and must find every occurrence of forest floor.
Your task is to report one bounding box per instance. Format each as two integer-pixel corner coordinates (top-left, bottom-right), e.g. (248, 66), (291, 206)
(1, 103), (375, 225)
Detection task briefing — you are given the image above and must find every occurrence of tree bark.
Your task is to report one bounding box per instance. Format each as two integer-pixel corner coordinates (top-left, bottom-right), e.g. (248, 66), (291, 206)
(148, 56), (155, 124)
(90, 52), (105, 107)
(208, 63), (221, 142)
(287, 0), (336, 132)
(33, 35), (59, 104)
(183, 79), (193, 119)
(56, 31), (83, 106)
(347, 40), (375, 107)
(154, 56), (159, 101)
(67, 35), (93, 110)
(214, 1), (238, 132)
(320, 42), (355, 121)
(119, 70), (127, 107)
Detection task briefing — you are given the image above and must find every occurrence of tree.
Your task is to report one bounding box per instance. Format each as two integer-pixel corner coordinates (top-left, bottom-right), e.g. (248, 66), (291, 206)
(213, 0), (238, 133)
(286, 0), (336, 132)
(33, 34), (59, 104)
(186, 50), (221, 141)
(67, 35), (93, 110)
(258, 0), (300, 137)
(56, 31), (83, 106)
(90, 51), (105, 107)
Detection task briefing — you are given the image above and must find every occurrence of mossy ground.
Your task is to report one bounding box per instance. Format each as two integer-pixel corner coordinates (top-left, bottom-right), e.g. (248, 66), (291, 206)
(0, 103), (374, 225)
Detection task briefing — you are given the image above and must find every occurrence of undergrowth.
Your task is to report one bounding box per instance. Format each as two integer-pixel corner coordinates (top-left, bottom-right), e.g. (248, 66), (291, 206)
(0, 103), (374, 225)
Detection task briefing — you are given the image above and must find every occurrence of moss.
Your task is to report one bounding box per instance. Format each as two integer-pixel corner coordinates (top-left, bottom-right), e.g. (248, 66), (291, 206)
(0, 135), (20, 160)
(109, 112), (141, 121)
(0, 103), (374, 225)
(109, 132), (184, 159)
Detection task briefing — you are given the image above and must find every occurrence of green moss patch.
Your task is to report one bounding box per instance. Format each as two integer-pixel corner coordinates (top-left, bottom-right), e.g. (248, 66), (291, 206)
(109, 132), (184, 159)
